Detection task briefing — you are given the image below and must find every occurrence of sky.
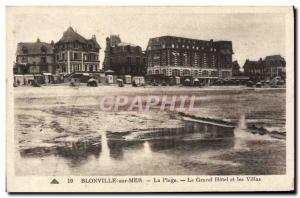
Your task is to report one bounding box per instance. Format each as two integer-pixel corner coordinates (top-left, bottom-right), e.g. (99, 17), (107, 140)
(7, 7), (287, 69)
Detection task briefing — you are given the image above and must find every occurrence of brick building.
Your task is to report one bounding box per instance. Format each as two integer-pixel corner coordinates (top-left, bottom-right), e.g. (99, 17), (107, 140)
(103, 35), (146, 76)
(243, 55), (286, 82)
(54, 26), (101, 75)
(146, 36), (233, 83)
(264, 55), (286, 79)
(14, 38), (56, 74)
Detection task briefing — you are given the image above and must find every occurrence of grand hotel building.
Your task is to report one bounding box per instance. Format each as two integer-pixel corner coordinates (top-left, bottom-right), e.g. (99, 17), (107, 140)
(146, 36), (233, 83)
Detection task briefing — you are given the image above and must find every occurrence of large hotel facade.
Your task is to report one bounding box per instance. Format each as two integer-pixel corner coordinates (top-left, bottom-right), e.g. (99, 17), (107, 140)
(146, 36), (233, 83)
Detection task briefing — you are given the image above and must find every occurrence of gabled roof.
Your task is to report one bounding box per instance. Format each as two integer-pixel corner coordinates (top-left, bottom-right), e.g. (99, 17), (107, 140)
(58, 26), (88, 44)
(244, 59), (265, 68)
(57, 27), (101, 49)
(87, 38), (101, 49)
(16, 41), (54, 55)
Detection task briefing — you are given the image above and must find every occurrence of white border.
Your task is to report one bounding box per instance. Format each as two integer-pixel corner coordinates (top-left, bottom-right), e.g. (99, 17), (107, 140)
(1, 0), (298, 197)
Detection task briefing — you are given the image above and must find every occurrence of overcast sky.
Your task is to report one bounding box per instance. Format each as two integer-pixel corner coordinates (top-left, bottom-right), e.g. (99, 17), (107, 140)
(7, 7), (287, 68)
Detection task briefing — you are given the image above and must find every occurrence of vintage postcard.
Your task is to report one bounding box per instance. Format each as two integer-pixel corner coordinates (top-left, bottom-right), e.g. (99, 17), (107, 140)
(6, 6), (294, 192)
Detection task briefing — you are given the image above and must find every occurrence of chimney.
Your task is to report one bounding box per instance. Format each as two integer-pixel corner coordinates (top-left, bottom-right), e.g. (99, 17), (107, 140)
(36, 37), (40, 43)
(50, 40), (54, 46)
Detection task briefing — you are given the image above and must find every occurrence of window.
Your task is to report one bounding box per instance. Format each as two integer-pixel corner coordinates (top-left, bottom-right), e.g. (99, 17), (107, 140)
(74, 53), (79, 60)
(136, 57), (140, 64)
(183, 69), (190, 76)
(127, 57), (132, 65)
(41, 57), (46, 64)
(202, 70), (208, 77)
(194, 70), (198, 76)
(21, 56), (28, 63)
(172, 69), (180, 76)
(211, 71), (218, 77)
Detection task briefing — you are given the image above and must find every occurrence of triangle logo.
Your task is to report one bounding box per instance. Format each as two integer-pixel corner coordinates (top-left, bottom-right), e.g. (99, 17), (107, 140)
(50, 178), (59, 184)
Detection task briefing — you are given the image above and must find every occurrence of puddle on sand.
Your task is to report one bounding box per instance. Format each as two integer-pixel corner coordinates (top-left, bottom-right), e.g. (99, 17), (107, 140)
(112, 118), (235, 141)
(19, 118), (235, 159)
(16, 115), (286, 176)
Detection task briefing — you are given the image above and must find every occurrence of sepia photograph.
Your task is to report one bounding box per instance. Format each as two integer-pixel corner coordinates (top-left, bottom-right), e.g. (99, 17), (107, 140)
(6, 6), (294, 192)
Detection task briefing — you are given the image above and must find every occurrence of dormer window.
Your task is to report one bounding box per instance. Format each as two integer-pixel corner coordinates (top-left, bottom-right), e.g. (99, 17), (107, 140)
(41, 46), (47, 53)
(22, 46), (28, 54)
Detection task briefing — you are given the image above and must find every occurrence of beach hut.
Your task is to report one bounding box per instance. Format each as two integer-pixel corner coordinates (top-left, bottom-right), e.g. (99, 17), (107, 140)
(255, 82), (262, 88)
(43, 73), (53, 84)
(132, 76), (145, 86)
(87, 78), (98, 87)
(193, 78), (200, 86)
(246, 80), (254, 87)
(23, 74), (35, 85)
(124, 75), (132, 84)
(175, 76), (180, 85)
(117, 79), (124, 87)
(14, 75), (24, 85)
(106, 75), (114, 84)
(184, 78), (191, 86)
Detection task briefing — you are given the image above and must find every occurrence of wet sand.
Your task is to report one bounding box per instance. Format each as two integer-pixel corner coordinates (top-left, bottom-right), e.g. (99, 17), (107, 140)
(14, 86), (286, 175)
